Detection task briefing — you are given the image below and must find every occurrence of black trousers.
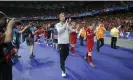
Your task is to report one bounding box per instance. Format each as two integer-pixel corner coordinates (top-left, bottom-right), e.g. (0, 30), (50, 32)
(0, 63), (12, 80)
(80, 36), (84, 46)
(97, 38), (104, 52)
(22, 34), (26, 42)
(58, 44), (69, 73)
(111, 37), (117, 48)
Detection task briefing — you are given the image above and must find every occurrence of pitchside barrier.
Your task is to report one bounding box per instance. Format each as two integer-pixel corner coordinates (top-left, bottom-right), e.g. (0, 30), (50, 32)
(104, 31), (133, 41)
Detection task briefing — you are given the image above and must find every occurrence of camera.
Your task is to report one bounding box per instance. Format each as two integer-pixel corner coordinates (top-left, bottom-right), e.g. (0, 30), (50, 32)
(8, 18), (22, 26)
(0, 11), (21, 30)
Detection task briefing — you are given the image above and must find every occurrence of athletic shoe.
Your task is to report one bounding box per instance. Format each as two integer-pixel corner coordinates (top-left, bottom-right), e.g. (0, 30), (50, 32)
(90, 63), (96, 68)
(72, 53), (76, 56)
(16, 55), (21, 58)
(62, 71), (66, 77)
(98, 51), (100, 54)
(84, 56), (87, 60)
(30, 55), (35, 58)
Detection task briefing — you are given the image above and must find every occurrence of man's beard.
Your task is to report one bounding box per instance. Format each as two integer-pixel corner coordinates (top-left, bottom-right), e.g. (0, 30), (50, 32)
(62, 20), (65, 22)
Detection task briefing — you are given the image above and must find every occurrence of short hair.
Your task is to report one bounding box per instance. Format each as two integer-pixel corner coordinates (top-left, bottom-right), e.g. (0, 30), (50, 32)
(59, 13), (65, 18)
(29, 22), (33, 25)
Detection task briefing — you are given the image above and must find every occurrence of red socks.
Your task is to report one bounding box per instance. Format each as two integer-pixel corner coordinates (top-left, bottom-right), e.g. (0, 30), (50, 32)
(71, 47), (76, 55)
(88, 56), (92, 63)
(71, 47), (74, 53)
(86, 52), (93, 63)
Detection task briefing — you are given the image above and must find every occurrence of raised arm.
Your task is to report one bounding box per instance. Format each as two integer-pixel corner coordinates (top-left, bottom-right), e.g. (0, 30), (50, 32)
(78, 29), (82, 38)
(96, 27), (99, 40)
(18, 26), (28, 34)
(56, 23), (67, 34)
(67, 23), (73, 32)
(4, 18), (15, 43)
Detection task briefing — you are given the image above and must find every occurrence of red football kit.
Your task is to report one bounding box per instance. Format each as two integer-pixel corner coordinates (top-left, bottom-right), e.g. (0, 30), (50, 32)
(70, 29), (77, 44)
(86, 27), (95, 52)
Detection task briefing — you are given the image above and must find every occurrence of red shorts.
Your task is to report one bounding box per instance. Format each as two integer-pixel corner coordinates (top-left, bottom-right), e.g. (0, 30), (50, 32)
(70, 32), (77, 44)
(70, 37), (77, 44)
(87, 40), (94, 52)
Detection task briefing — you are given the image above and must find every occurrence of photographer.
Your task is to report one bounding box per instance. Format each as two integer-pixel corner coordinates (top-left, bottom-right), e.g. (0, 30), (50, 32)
(0, 11), (20, 80)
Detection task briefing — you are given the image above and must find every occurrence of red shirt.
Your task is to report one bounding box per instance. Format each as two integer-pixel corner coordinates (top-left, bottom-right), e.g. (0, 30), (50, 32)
(41, 28), (45, 34)
(70, 30), (77, 44)
(36, 28), (42, 36)
(70, 31), (77, 38)
(86, 27), (95, 40)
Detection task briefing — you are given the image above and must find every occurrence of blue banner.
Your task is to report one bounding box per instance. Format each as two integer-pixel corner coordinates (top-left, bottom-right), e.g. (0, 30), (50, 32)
(104, 31), (133, 40)
(112, 5), (128, 11)
(129, 3), (133, 7)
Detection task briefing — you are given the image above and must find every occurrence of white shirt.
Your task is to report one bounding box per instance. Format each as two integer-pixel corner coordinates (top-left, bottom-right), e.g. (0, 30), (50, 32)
(55, 22), (72, 44)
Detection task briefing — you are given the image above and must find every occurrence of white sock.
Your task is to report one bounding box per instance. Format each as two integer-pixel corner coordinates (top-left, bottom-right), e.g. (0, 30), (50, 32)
(56, 44), (58, 50)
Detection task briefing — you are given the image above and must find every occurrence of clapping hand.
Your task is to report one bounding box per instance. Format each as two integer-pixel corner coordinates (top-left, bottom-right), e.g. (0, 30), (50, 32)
(68, 18), (71, 22)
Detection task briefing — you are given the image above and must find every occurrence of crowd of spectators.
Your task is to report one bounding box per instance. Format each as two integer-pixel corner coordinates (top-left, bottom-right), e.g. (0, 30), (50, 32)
(22, 10), (133, 32)
(5, 1), (131, 32)
(1, 1), (132, 18)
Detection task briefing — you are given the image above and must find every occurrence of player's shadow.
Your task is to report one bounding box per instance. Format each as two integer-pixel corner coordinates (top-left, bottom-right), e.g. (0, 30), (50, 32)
(14, 61), (24, 72)
(38, 44), (46, 47)
(19, 46), (26, 49)
(75, 46), (79, 48)
(101, 52), (133, 60)
(75, 50), (85, 57)
(120, 58), (133, 70)
(119, 47), (133, 53)
(28, 57), (55, 69)
(100, 51), (133, 69)
(65, 67), (87, 80)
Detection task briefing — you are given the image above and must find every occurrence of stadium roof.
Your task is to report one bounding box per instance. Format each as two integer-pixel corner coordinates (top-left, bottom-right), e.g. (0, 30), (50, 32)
(0, 1), (129, 9)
